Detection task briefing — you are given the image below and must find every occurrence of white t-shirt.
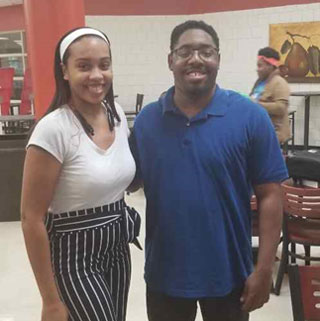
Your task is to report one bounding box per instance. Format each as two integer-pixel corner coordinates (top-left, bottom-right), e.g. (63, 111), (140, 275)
(27, 103), (136, 214)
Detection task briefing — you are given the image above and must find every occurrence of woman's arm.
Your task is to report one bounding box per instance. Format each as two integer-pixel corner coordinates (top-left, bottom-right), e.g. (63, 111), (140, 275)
(258, 78), (290, 116)
(258, 99), (288, 117)
(21, 146), (68, 320)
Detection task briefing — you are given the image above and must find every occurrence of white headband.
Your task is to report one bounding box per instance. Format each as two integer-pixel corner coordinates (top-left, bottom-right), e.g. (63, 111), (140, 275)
(59, 28), (110, 61)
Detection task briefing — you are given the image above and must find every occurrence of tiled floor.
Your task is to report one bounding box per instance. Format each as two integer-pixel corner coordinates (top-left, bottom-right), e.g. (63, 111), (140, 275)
(0, 189), (305, 321)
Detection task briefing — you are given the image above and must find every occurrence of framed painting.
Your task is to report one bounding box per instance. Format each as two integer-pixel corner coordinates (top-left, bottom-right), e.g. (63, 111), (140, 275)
(270, 21), (320, 83)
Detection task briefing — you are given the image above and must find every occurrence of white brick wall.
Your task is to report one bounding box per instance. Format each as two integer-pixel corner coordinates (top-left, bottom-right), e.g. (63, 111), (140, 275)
(86, 2), (320, 146)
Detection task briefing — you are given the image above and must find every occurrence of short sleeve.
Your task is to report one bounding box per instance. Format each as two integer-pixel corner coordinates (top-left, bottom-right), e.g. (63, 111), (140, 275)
(27, 114), (67, 163)
(248, 106), (288, 185)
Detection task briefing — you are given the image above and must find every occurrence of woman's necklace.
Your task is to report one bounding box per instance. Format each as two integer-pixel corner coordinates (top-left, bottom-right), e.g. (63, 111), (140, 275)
(71, 107), (95, 136)
(69, 101), (115, 137)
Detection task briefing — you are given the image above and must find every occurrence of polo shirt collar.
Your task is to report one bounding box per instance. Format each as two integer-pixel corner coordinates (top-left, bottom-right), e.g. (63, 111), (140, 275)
(160, 85), (229, 118)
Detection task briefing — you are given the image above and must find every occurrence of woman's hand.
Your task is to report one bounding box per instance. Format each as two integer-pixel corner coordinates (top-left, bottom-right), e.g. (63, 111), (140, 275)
(41, 301), (69, 321)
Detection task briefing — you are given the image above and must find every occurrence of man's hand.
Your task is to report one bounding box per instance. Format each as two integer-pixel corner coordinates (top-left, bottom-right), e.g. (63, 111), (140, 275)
(240, 268), (272, 312)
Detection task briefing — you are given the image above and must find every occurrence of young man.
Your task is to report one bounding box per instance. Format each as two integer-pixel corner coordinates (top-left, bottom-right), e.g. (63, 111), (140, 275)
(130, 21), (287, 321)
(250, 47), (291, 144)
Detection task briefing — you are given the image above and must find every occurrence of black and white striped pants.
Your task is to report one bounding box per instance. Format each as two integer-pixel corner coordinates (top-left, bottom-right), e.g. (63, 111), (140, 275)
(46, 199), (134, 321)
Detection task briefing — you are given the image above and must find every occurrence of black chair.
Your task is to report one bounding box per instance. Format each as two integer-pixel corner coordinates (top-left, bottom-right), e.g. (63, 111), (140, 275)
(282, 110), (296, 155)
(250, 195), (259, 264)
(288, 264), (320, 321)
(125, 94), (144, 118)
(289, 110), (296, 148)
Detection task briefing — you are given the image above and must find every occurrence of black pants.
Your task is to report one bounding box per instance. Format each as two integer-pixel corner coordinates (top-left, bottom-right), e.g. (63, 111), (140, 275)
(147, 287), (249, 321)
(46, 200), (131, 321)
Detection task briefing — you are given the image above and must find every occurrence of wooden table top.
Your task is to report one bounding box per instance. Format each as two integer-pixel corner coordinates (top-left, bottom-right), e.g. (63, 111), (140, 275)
(290, 91), (320, 97)
(0, 115), (35, 121)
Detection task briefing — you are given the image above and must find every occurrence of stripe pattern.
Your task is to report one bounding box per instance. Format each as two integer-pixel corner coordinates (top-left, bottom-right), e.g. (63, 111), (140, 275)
(45, 199), (138, 321)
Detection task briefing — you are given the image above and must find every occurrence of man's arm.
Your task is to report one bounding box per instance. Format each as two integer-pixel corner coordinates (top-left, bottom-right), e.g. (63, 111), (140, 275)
(127, 129), (143, 192)
(241, 182), (283, 312)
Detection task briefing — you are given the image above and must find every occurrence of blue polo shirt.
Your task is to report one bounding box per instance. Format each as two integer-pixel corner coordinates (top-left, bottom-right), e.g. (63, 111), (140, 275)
(130, 86), (288, 298)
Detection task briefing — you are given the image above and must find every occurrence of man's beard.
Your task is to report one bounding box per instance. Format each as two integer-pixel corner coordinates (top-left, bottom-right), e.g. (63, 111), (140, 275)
(185, 81), (215, 99)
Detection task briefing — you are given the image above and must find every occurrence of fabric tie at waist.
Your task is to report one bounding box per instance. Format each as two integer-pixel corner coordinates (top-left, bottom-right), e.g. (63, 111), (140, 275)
(123, 205), (142, 250)
(46, 199), (142, 250)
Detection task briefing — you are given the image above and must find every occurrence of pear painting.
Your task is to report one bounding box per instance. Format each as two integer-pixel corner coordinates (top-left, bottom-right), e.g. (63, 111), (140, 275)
(270, 22), (320, 83)
(308, 45), (320, 75)
(285, 42), (309, 77)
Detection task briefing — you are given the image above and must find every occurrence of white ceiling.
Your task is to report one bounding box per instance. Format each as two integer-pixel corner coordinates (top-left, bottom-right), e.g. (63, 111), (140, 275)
(0, 0), (22, 7)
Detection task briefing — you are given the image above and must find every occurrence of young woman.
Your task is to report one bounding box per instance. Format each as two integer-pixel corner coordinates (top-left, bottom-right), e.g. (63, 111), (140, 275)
(21, 27), (140, 321)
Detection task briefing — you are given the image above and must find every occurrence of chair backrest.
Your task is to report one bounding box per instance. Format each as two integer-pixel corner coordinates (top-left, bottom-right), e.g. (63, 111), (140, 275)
(288, 264), (320, 321)
(250, 195), (281, 245)
(250, 195), (257, 211)
(135, 93), (144, 114)
(250, 195), (259, 236)
(19, 68), (33, 115)
(282, 182), (320, 219)
(0, 67), (15, 115)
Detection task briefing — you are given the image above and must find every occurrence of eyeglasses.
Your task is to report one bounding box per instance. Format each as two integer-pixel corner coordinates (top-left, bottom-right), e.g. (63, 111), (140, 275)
(171, 46), (219, 61)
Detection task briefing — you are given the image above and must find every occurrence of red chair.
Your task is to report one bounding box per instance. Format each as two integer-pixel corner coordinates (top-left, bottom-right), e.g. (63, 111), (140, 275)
(250, 195), (258, 236)
(19, 68), (33, 115)
(251, 195), (260, 268)
(274, 182), (320, 295)
(0, 67), (15, 115)
(288, 264), (320, 321)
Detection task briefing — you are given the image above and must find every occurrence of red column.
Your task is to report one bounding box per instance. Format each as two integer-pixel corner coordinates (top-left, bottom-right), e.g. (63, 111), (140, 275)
(23, 0), (85, 119)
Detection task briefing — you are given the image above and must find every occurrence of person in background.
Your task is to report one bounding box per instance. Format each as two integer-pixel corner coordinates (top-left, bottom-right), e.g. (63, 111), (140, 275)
(21, 27), (140, 321)
(250, 47), (291, 145)
(130, 20), (287, 321)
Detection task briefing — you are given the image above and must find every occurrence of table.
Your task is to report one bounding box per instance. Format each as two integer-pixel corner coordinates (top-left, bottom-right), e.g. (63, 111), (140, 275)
(0, 115), (35, 135)
(0, 115), (35, 121)
(290, 91), (320, 149)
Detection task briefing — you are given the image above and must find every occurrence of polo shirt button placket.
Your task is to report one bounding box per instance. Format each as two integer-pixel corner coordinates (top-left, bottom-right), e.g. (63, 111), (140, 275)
(183, 139), (191, 146)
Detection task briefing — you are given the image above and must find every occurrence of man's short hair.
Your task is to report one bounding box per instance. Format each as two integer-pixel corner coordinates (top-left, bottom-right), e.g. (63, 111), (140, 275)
(258, 47), (280, 61)
(170, 20), (219, 51)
